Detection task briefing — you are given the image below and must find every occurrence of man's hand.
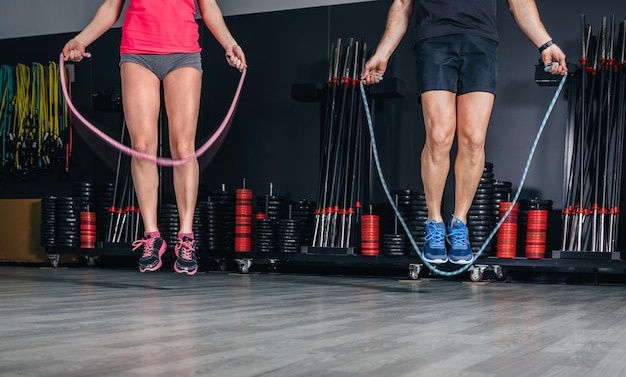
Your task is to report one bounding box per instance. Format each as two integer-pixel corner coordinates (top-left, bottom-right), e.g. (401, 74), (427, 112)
(361, 54), (388, 84)
(542, 44), (567, 75)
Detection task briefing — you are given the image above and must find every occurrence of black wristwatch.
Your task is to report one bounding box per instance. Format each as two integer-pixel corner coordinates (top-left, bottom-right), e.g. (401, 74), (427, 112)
(538, 40), (554, 53)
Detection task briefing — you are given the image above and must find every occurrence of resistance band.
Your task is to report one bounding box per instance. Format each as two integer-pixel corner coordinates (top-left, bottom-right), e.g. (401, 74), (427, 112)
(1, 65), (15, 165)
(58, 52), (246, 167)
(360, 68), (568, 276)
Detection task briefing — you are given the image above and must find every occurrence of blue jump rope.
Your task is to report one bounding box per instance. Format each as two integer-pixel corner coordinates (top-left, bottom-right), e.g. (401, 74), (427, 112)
(359, 63), (567, 277)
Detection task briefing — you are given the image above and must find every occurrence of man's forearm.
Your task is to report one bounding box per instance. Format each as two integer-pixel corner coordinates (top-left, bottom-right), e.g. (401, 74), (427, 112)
(374, 0), (414, 59)
(507, 0), (552, 48)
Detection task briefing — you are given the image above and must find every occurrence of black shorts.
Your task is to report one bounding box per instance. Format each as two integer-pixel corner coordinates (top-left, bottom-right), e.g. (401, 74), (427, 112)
(414, 34), (498, 96)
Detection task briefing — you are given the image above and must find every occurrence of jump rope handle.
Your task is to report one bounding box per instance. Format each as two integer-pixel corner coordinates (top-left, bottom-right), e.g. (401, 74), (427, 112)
(544, 62), (558, 72)
(61, 52), (91, 59)
(362, 75), (383, 83)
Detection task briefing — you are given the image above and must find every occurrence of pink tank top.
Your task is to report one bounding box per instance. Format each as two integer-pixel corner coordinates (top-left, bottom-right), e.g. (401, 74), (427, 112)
(120, 0), (201, 54)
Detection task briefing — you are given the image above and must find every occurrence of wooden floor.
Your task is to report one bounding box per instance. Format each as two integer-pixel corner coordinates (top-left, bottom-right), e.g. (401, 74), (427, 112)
(1, 265), (626, 377)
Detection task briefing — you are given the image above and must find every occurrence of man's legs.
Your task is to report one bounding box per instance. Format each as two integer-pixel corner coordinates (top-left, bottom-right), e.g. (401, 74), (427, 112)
(447, 91), (494, 264)
(419, 90), (494, 264)
(420, 90), (457, 263)
(163, 67), (202, 275)
(454, 92), (494, 223)
(415, 33), (497, 264)
(421, 91), (457, 222)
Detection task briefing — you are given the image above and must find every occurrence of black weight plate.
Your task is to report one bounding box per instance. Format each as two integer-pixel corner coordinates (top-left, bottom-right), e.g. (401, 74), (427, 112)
(255, 225), (276, 231)
(289, 205), (313, 211)
(470, 233), (495, 239)
(493, 181), (512, 187)
(159, 220), (180, 227)
(383, 234), (405, 239)
(468, 215), (499, 221)
(383, 250), (406, 255)
(471, 199), (495, 206)
(255, 226), (276, 232)
(467, 220), (497, 227)
(470, 236), (495, 243)
(492, 195), (511, 201)
(56, 224), (80, 230)
(382, 234), (405, 241)
(384, 243), (406, 250)
(276, 219), (298, 230)
(277, 225), (300, 231)
(469, 204), (500, 211)
(254, 227), (275, 234)
(468, 225), (497, 231)
(55, 197), (77, 203)
(467, 215), (498, 222)
(473, 192), (494, 199)
(55, 209), (80, 216)
(392, 189), (413, 196)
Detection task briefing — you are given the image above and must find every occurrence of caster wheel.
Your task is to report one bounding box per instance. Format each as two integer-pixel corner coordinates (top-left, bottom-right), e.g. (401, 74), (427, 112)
(218, 259), (228, 271)
(493, 266), (505, 281)
(408, 264), (421, 280)
(48, 254), (60, 268)
(268, 261), (278, 272)
(469, 268), (484, 282)
(236, 259), (252, 274)
(86, 256), (98, 267)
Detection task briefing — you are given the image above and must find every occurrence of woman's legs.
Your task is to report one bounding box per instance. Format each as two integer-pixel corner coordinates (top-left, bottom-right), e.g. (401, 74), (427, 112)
(121, 61), (164, 272)
(163, 66), (202, 275)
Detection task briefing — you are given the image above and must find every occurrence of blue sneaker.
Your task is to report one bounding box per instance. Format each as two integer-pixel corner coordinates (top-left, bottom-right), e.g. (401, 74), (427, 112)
(447, 216), (473, 265)
(422, 220), (448, 263)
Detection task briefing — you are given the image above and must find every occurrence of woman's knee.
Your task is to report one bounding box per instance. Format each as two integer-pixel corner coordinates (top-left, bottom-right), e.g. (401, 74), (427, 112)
(169, 139), (195, 159)
(130, 138), (158, 155)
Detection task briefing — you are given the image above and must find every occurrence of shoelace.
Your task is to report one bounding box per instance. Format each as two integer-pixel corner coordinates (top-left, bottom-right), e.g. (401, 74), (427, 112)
(447, 224), (468, 248)
(177, 239), (195, 260)
(132, 238), (154, 258)
(424, 221), (445, 247)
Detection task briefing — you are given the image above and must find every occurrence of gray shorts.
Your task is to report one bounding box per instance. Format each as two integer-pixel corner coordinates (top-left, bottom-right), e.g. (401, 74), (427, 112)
(414, 34), (498, 96)
(119, 52), (202, 80)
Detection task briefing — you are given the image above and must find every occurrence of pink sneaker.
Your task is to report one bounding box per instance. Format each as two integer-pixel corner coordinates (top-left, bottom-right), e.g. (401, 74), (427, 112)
(174, 236), (198, 275)
(133, 234), (166, 272)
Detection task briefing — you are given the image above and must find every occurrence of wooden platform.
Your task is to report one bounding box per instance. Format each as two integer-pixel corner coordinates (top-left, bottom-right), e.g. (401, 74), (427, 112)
(1, 265), (625, 376)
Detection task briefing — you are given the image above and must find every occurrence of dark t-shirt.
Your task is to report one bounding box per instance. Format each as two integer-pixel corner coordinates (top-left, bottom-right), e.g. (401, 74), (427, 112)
(414, 0), (498, 42)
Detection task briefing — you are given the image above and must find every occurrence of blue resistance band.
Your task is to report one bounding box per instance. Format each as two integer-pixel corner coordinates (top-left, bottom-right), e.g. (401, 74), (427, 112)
(359, 66), (567, 276)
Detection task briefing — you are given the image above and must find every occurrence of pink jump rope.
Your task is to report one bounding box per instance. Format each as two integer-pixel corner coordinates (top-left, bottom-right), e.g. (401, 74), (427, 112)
(58, 52), (246, 166)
